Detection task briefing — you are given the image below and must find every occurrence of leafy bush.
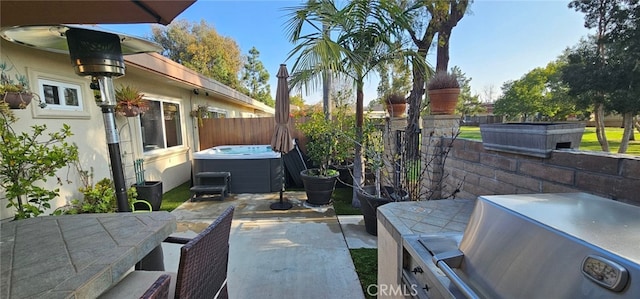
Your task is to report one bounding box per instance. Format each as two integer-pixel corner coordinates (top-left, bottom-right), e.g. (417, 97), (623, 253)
(54, 178), (137, 214)
(0, 107), (78, 219)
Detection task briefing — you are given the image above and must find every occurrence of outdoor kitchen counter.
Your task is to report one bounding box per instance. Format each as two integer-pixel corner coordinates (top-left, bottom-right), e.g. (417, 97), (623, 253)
(376, 199), (475, 299)
(0, 212), (176, 299)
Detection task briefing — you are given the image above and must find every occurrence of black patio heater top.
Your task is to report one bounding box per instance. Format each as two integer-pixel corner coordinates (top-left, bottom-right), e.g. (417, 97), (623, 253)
(66, 28), (125, 77)
(1, 25), (162, 212)
(67, 28), (129, 211)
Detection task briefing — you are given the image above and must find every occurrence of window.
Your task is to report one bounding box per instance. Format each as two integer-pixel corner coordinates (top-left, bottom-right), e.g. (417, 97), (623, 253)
(140, 100), (183, 152)
(206, 107), (227, 119)
(38, 79), (83, 111)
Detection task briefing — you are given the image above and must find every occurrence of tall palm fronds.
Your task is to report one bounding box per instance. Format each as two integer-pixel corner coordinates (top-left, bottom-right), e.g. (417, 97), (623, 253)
(285, 0), (426, 207)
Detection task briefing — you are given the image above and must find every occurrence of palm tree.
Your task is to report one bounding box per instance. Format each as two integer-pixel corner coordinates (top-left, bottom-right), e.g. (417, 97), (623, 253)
(285, 0), (424, 207)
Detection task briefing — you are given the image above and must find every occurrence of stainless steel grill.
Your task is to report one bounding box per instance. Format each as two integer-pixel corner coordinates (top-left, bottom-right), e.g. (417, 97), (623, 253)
(401, 193), (640, 298)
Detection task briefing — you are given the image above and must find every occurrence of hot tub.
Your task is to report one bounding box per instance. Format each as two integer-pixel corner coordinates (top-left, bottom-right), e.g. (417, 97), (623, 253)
(192, 145), (282, 193)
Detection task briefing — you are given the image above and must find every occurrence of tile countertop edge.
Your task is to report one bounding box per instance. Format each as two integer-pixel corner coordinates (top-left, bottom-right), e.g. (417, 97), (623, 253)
(378, 202), (421, 241)
(377, 200), (476, 239)
(1, 212), (177, 299)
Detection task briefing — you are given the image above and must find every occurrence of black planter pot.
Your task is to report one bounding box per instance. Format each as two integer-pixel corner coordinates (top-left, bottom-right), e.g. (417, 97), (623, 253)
(330, 162), (353, 188)
(133, 181), (163, 211)
(300, 169), (339, 206)
(357, 186), (408, 236)
(357, 186), (392, 236)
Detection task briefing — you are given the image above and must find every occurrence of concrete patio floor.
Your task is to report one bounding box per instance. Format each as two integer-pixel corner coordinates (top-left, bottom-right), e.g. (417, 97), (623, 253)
(162, 190), (376, 299)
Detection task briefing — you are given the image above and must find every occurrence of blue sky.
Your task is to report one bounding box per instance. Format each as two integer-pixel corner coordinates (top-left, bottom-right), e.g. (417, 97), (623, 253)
(101, 0), (592, 105)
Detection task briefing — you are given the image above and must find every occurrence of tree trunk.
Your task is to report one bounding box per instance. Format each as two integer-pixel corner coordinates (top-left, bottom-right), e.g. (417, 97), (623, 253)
(435, 0), (468, 72)
(407, 37), (435, 162)
(322, 70), (332, 119)
(618, 112), (634, 153)
(352, 81), (364, 208)
(322, 23), (332, 120)
(594, 102), (609, 152)
(406, 57), (426, 162)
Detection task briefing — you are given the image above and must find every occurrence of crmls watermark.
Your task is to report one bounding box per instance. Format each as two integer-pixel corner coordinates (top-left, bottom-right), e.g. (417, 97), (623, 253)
(366, 283), (419, 297)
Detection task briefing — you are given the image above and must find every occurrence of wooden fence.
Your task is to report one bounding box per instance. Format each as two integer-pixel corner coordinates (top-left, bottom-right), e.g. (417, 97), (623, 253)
(198, 117), (306, 150)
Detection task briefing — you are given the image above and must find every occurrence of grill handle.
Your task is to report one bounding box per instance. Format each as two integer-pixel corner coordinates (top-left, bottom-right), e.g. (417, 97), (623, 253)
(433, 250), (480, 299)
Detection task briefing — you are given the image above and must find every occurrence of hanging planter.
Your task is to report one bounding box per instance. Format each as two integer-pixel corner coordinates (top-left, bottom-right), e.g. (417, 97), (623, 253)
(1, 61), (37, 109)
(115, 84), (148, 117)
(2, 92), (33, 109)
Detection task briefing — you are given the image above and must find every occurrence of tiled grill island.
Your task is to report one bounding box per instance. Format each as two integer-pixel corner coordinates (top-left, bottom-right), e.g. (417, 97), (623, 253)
(376, 199), (475, 299)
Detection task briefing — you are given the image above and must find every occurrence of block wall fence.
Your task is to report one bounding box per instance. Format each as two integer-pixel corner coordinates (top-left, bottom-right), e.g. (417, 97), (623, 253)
(443, 137), (640, 206)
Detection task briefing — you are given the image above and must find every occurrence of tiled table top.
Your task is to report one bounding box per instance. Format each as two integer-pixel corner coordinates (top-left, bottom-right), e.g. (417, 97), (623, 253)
(1, 212), (176, 299)
(378, 199), (476, 239)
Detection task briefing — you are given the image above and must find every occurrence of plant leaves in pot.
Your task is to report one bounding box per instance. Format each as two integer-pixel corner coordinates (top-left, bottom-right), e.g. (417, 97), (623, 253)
(297, 111), (339, 206)
(0, 61), (37, 109)
(355, 119), (409, 235)
(115, 84), (149, 117)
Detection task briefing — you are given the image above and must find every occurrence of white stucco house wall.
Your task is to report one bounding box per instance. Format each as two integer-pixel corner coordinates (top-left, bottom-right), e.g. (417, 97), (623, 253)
(0, 39), (274, 220)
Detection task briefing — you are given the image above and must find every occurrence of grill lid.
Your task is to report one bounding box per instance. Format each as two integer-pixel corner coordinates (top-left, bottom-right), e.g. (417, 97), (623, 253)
(414, 193), (640, 298)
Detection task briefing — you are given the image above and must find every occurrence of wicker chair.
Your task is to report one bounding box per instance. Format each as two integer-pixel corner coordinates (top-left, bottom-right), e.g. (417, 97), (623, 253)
(141, 274), (171, 299)
(100, 206), (235, 299)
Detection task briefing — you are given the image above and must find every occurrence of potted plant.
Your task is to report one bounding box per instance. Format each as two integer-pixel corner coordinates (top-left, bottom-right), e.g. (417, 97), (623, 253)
(354, 120), (408, 235)
(0, 61), (37, 109)
(132, 158), (163, 211)
(115, 84), (148, 117)
(385, 93), (407, 117)
(377, 57), (411, 118)
(327, 103), (357, 188)
(296, 111), (339, 206)
(427, 71), (460, 115)
(354, 117), (461, 236)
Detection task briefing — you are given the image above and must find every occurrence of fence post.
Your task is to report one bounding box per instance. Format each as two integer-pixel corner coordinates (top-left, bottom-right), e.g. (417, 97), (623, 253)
(383, 117), (407, 187)
(422, 115), (460, 199)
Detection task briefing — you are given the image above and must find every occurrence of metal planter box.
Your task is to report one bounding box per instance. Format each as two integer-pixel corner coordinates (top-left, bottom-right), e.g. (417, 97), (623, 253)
(480, 122), (585, 158)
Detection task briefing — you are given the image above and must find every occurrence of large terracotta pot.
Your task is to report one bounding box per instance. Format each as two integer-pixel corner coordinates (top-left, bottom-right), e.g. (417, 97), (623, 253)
(428, 88), (460, 115)
(2, 92), (33, 109)
(385, 94), (407, 117)
(385, 103), (407, 117)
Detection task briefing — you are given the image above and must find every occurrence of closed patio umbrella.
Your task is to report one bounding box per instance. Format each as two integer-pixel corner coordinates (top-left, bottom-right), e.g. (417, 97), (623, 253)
(270, 64), (294, 210)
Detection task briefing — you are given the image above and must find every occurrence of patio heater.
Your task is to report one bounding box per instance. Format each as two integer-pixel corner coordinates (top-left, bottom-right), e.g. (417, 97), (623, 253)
(1, 25), (162, 212)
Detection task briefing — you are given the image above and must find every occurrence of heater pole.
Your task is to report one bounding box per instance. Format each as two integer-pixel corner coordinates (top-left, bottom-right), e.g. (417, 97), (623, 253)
(97, 76), (130, 212)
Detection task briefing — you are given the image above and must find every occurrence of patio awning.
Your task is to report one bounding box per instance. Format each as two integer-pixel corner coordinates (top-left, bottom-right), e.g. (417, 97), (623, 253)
(0, 0), (195, 27)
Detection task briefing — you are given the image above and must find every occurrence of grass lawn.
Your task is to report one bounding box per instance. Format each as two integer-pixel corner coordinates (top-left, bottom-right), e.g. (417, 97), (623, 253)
(459, 126), (640, 155)
(350, 248), (377, 299)
(331, 187), (378, 297)
(332, 187), (362, 215)
(160, 181), (191, 212)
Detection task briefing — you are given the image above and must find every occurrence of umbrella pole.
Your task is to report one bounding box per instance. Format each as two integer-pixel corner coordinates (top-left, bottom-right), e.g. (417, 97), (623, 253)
(270, 155), (292, 210)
